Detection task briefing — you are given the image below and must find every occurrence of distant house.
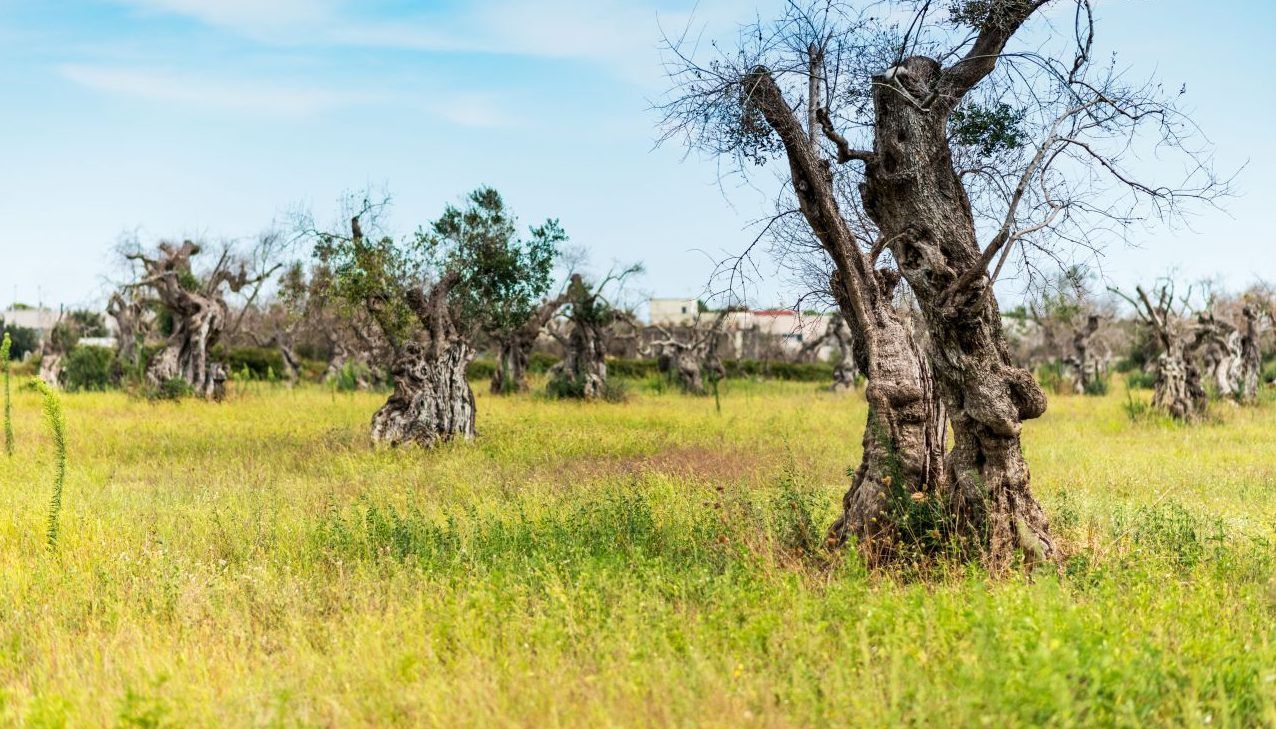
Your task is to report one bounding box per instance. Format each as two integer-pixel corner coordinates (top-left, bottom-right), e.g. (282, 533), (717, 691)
(645, 299), (835, 359)
(1, 306), (60, 337)
(648, 298), (699, 326)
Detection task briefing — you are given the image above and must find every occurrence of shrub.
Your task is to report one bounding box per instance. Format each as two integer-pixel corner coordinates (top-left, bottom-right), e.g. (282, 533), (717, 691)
(1083, 375), (1109, 396)
(1262, 357), (1276, 385)
(0, 323), (39, 361)
(62, 345), (115, 392)
(151, 378), (194, 401)
(1125, 369), (1157, 391)
(467, 359), (496, 381)
(216, 346), (284, 380)
(528, 351), (559, 373)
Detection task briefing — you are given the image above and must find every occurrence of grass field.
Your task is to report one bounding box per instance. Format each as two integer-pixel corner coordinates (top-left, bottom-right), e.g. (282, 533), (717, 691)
(0, 378), (1273, 727)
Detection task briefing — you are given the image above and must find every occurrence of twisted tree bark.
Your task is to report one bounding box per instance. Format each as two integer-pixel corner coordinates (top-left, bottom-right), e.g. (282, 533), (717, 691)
(745, 72), (948, 560)
(126, 241), (248, 398)
(1191, 313), (1243, 399)
(1066, 315), (1101, 395)
(491, 293), (567, 395)
(1238, 306), (1262, 405)
(107, 291), (147, 370)
(547, 274), (618, 400)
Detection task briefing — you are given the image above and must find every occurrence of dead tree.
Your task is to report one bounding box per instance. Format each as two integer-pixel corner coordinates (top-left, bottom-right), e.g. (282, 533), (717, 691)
(1190, 312), (1243, 400)
(662, 1), (1224, 567)
(547, 267), (640, 400)
(1063, 315), (1102, 395)
(1115, 283), (1206, 420)
(106, 290), (149, 371)
(642, 311), (728, 395)
(1238, 306), (1262, 404)
(123, 240), (279, 398)
(491, 292), (568, 395)
(797, 313), (859, 392)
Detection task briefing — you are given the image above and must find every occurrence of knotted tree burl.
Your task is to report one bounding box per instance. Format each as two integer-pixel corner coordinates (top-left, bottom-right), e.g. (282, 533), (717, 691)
(310, 188), (562, 447)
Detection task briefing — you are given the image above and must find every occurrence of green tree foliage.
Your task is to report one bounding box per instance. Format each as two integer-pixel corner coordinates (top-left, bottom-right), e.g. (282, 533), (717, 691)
(0, 322), (39, 361)
(419, 187), (563, 338)
(315, 187), (563, 346)
(949, 102), (1028, 156)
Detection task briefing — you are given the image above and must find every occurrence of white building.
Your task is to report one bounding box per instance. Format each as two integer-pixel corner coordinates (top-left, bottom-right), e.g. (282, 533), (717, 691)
(1, 306), (60, 335)
(648, 298), (700, 326)
(646, 298), (836, 359)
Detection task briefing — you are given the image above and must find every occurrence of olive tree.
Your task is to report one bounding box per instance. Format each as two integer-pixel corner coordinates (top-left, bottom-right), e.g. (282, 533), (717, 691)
(662, 0), (1224, 567)
(546, 266), (641, 400)
(121, 238), (281, 399)
(310, 188), (562, 446)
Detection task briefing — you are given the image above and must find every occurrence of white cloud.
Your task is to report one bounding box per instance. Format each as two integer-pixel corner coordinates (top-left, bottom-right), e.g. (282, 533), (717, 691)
(58, 63), (372, 115)
(58, 63), (515, 128)
(104, 0), (738, 86)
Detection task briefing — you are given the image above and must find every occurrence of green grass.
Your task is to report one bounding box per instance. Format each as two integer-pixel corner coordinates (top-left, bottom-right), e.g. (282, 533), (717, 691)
(0, 379), (1272, 726)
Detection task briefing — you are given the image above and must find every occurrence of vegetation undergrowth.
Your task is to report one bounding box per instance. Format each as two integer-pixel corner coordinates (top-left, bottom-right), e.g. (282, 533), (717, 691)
(0, 380), (1272, 725)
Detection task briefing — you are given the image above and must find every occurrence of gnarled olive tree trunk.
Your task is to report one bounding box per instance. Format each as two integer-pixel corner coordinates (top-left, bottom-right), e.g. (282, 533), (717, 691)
(146, 292), (227, 398)
(491, 295), (566, 395)
(127, 240), (270, 399)
(363, 253), (477, 447)
(371, 339), (476, 447)
(745, 72), (948, 560)
(827, 288), (948, 560)
(828, 314), (858, 393)
(857, 55), (1053, 567)
(1238, 306), (1262, 404)
(1067, 315), (1101, 395)
(1191, 313), (1243, 399)
(107, 291), (147, 370)
(547, 275), (615, 400)
(1128, 286), (1207, 420)
(1153, 347), (1205, 419)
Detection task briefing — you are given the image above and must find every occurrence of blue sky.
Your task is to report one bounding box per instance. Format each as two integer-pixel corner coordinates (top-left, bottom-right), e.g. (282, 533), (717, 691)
(1, 0), (1273, 311)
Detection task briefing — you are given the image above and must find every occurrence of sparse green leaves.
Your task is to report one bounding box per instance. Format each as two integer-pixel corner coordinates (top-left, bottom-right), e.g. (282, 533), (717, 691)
(949, 101), (1028, 156)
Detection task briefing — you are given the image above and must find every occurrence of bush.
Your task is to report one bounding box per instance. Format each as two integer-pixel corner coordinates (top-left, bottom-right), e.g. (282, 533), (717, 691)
(467, 359), (496, 381)
(722, 359), (833, 382)
(151, 378), (193, 401)
(216, 346), (284, 380)
(1083, 375), (1109, 396)
(1125, 369), (1157, 391)
(62, 345), (115, 392)
(0, 324), (39, 361)
(528, 351), (559, 373)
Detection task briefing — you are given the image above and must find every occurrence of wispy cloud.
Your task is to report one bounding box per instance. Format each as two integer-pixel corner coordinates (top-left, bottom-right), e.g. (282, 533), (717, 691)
(58, 62), (516, 128)
(104, 0), (730, 86)
(58, 63), (368, 115)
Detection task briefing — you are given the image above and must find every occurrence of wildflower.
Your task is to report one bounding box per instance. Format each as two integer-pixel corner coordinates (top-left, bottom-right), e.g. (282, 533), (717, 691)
(910, 491), (926, 503)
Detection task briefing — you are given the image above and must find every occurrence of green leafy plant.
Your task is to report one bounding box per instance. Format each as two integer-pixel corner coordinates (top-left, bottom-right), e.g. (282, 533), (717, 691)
(62, 345), (115, 392)
(32, 379), (66, 550)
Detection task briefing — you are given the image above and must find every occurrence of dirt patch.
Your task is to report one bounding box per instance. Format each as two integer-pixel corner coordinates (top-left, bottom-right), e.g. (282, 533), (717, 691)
(537, 445), (770, 486)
